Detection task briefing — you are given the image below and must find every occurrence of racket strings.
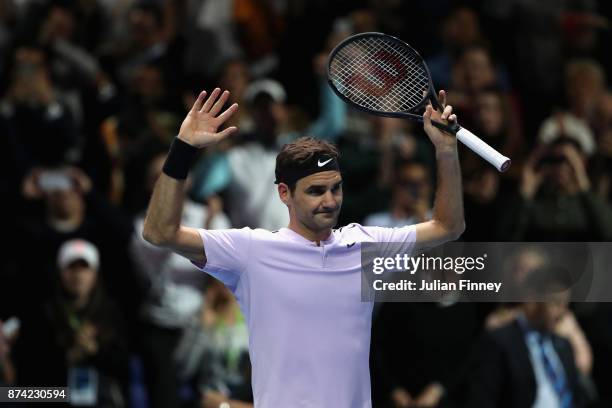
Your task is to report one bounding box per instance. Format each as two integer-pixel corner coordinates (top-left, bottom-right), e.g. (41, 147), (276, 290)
(330, 37), (429, 113)
(341, 38), (425, 110)
(361, 38), (425, 108)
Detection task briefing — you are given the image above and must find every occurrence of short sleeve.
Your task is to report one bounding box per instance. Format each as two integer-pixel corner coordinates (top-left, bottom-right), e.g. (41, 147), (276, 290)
(192, 227), (252, 292)
(362, 225), (418, 259)
(365, 225), (417, 244)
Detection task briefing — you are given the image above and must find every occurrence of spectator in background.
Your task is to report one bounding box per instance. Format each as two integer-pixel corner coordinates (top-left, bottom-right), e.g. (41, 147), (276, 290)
(479, 0), (606, 135)
(448, 45), (513, 114)
(12, 239), (129, 407)
(559, 10), (610, 74)
(0, 45), (79, 175)
(364, 160), (432, 228)
(231, 0), (285, 77)
(14, 166), (137, 322)
(10, 3), (121, 202)
(175, 278), (252, 408)
(467, 267), (588, 408)
(537, 112), (596, 166)
(563, 59), (606, 128)
(471, 90), (522, 169)
(16, 0), (110, 55)
(478, 0), (568, 102)
(447, 44), (522, 174)
(119, 61), (182, 149)
(535, 60), (604, 167)
(30, 2), (115, 128)
(486, 247), (594, 379)
(101, 2), (174, 87)
(131, 152), (231, 408)
(427, 6), (485, 91)
(500, 137), (612, 241)
(372, 297), (485, 408)
(217, 58), (252, 130)
(184, 0), (284, 78)
(52, 0), (111, 53)
(451, 45), (498, 98)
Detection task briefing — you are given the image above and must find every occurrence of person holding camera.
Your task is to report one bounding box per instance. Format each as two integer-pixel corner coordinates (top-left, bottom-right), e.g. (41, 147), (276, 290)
(13, 166), (137, 321)
(0, 46), (79, 174)
(501, 136), (612, 241)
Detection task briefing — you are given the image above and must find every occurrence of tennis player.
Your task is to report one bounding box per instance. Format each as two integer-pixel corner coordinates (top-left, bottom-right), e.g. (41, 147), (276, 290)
(143, 87), (464, 407)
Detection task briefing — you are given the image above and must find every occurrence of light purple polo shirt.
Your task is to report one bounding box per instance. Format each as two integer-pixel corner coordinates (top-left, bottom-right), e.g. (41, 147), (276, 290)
(194, 223), (417, 407)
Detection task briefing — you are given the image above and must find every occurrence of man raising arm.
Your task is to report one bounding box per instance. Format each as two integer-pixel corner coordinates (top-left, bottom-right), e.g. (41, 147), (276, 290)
(414, 90), (465, 248)
(143, 85), (465, 408)
(142, 88), (238, 263)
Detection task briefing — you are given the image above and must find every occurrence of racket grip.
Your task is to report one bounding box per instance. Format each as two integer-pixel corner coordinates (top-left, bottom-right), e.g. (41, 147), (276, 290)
(456, 127), (511, 172)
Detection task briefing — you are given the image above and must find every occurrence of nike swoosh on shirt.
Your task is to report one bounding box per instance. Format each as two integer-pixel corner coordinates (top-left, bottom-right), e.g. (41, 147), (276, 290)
(347, 242), (356, 248)
(318, 158), (333, 167)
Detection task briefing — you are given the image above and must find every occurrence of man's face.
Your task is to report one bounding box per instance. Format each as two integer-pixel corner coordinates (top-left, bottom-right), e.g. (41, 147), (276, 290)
(522, 279), (570, 332)
(525, 298), (569, 333)
(60, 260), (97, 301)
(128, 8), (159, 48)
(461, 48), (495, 91)
(541, 299), (569, 331)
(566, 69), (603, 116)
(283, 171), (343, 232)
(46, 188), (83, 219)
(221, 61), (250, 98)
(475, 93), (504, 136)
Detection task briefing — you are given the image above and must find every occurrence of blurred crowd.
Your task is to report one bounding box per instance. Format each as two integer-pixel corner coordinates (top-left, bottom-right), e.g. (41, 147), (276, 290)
(0, 0), (611, 407)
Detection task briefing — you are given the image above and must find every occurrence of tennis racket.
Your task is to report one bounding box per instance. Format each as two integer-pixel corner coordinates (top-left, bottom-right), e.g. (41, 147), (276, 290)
(327, 32), (511, 172)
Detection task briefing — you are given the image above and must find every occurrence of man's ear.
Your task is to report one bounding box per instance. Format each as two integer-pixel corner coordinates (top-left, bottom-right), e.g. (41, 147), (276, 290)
(278, 183), (290, 206)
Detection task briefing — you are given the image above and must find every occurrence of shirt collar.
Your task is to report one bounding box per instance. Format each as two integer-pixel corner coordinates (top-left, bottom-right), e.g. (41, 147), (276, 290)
(278, 227), (336, 246)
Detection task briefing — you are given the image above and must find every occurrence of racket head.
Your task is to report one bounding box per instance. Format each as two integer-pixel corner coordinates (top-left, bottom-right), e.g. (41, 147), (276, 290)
(327, 32), (440, 120)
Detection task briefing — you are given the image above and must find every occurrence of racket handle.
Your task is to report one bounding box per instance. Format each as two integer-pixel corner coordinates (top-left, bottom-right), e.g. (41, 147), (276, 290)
(456, 127), (511, 172)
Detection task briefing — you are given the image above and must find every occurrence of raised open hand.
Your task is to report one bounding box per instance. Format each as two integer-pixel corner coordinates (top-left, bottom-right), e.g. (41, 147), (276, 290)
(178, 88), (239, 149)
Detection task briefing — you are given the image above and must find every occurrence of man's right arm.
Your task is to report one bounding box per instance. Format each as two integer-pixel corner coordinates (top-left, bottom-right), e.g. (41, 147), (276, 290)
(142, 173), (206, 262)
(142, 88), (238, 264)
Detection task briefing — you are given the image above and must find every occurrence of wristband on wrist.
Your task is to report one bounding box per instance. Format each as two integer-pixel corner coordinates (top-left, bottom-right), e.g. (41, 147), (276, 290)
(162, 137), (199, 180)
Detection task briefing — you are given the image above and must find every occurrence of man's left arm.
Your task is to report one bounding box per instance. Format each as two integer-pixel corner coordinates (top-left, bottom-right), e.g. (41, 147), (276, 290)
(414, 90), (465, 247)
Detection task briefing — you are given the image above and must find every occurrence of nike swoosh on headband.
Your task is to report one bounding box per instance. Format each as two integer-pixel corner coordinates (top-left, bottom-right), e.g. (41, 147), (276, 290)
(318, 158), (333, 167)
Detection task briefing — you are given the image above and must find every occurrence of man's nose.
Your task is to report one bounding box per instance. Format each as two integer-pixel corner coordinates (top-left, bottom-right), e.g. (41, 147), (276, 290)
(321, 191), (337, 208)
